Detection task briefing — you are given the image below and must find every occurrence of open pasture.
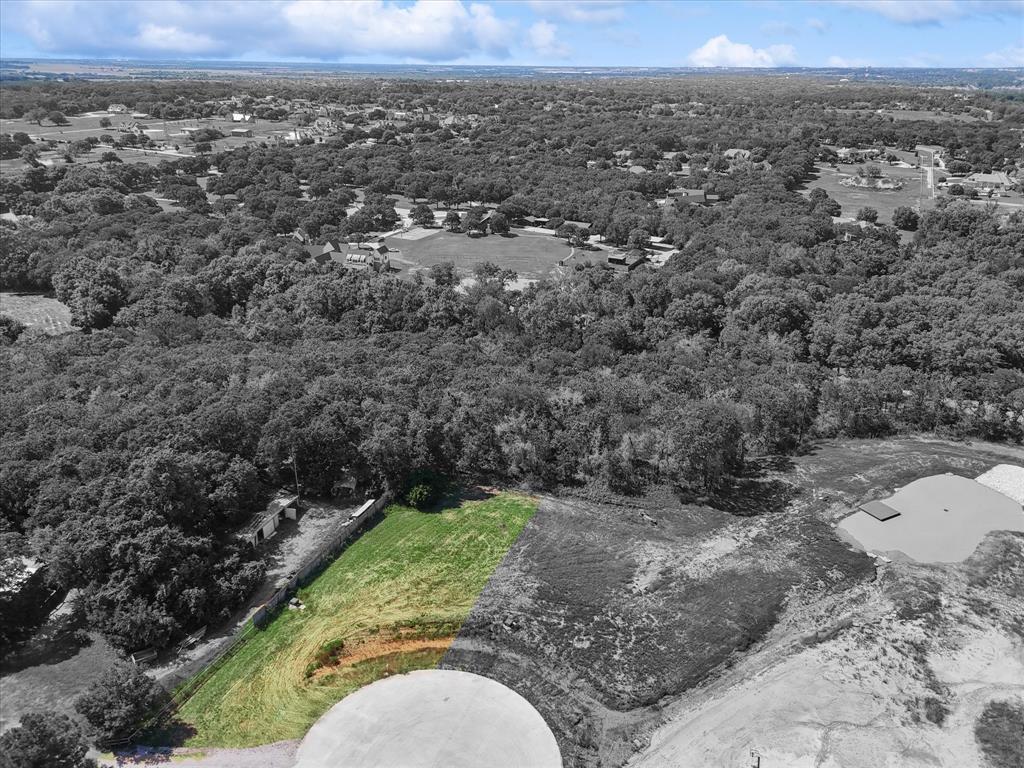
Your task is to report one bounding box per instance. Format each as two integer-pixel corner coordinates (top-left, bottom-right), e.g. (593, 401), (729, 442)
(385, 228), (571, 280)
(803, 163), (934, 224)
(169, 492), (537, 748)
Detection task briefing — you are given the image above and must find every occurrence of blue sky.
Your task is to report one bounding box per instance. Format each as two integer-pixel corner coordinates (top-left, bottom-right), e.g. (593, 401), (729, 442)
(1, 1), (1022, 67)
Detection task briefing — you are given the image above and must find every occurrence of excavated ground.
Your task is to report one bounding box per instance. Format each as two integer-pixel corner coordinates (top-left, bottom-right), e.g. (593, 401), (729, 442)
(443, 437), (1024, 768)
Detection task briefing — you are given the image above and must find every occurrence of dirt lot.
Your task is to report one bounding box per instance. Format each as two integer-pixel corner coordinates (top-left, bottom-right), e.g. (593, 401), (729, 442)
(443, 437), (1024, 768)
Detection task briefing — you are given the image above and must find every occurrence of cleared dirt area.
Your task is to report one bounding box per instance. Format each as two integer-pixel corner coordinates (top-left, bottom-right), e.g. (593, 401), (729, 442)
(838, 473), (1024, 563)
(443, 437), (1024, 768)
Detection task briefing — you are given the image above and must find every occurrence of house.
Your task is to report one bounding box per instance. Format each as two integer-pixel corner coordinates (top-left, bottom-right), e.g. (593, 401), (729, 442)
(107, 103), (129, 114)
(962, 171), (1012, 190)
(666, 188), (719, 205)
(628, 164), (648, 175)
(836, 147), (881, 163)
(305, 241), (341, 264)
(344, 251), (391, 272)
(242, 494), (300, 547)
(357, 241), (389, 254)
(608, 250), (648, 271)
(231, 112), (255, 122)
(723, 148), (751, 161)
(117, 121), (145, 135)
(563, 220), (591, 231)
(230, 127), (254, 138)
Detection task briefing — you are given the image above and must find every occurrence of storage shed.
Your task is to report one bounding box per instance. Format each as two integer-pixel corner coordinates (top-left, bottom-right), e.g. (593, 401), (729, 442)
(242, 494), (300, 547)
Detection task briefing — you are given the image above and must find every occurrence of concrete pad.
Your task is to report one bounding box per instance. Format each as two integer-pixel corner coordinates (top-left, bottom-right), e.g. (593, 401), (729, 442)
(838, 474), (1024, 562)
(293, 669), (561, 768)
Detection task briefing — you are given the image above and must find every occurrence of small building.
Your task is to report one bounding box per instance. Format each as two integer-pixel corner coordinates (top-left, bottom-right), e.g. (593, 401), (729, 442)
(231, 112), (255, 123)
(628, 164), (648, 175)
(230, 127), (254, 138)
(305, 241), (341, 264)
(962, 171), (1012, 190)
(242, 494), (300, 547)
(724, 148), (751, 161)
(667, 188), (718, 206)
(608, 249), (648, 271)
(107, 103), (129, 114)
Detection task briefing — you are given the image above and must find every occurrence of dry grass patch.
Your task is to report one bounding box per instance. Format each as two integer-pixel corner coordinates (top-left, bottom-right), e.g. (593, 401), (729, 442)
(169, 492), (536, 747)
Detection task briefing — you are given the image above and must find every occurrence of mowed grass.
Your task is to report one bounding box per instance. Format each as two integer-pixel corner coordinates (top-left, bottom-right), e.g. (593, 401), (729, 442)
(385, 229), (568, 279)
(171, 492), (537, 748)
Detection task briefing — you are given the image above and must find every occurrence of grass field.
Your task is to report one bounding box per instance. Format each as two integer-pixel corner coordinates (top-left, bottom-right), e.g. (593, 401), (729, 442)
(385, 229), (570, 279)
(802, 164), (935, 225)
(0, 292), (75, 334)
(169, 492), (537, 748)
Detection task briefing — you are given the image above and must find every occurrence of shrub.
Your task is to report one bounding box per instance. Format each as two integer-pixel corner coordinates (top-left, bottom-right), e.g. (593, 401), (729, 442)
(404, 469), (446, 510)
(0, 711), (94, 768)
(74, 662), (168, 742)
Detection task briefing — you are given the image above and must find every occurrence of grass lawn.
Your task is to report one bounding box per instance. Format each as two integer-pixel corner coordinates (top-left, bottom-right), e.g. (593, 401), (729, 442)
(385, 228), (570, 279)
(0, 292), (75, 334)
(170, 492), (537, 748)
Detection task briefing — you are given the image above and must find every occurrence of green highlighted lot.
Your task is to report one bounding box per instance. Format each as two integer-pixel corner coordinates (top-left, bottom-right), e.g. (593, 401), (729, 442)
(171, 492), (537, 747)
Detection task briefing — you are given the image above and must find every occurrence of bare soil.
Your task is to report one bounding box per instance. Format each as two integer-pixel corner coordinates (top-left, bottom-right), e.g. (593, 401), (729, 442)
(443, 437), (1024, 768)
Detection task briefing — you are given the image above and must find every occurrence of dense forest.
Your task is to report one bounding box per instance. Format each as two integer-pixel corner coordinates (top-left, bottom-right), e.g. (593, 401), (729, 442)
(1, 76), (1022, 654)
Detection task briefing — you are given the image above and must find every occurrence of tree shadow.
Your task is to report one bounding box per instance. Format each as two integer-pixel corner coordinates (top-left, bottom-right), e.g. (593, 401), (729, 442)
(128, 718), (198, 753)
(0, 606), (89, 672)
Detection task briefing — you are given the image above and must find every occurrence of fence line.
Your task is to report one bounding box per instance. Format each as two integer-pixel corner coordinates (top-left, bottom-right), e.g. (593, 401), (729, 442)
(104, 494), (390, 750)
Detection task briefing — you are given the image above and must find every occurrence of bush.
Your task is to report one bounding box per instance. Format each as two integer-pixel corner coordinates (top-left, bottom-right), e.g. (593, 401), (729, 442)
(975, 700), (1024, 768)
(406, 483), (435, 509)
(404, 469), (446, 510)
(0, 711), (95, 768)
(856, 206), (879, 223)
(74, 662), (168, 743)
(892, 205), (919, 231)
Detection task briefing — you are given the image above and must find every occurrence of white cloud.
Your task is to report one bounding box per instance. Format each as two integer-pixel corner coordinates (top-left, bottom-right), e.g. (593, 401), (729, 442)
(688, 35), (797, 67)
(527, 1), (625, 24)
(5, 0), (517, 61)
(806, 17), (830, 32)
(830, 0), (1023, 25)
(134, 23), (218, 54)
(281, 0), (513, 60)
(983, 45), (1024, 66)
(527, 20), (571, 58)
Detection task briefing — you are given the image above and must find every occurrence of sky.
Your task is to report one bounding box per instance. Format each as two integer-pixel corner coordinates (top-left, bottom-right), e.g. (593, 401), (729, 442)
(1, 0), (1022, 68)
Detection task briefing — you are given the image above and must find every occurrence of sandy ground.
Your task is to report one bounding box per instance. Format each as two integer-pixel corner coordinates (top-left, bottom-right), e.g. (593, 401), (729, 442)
(629, 531), (1024, 768)
(838, 474), (1024, 562)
